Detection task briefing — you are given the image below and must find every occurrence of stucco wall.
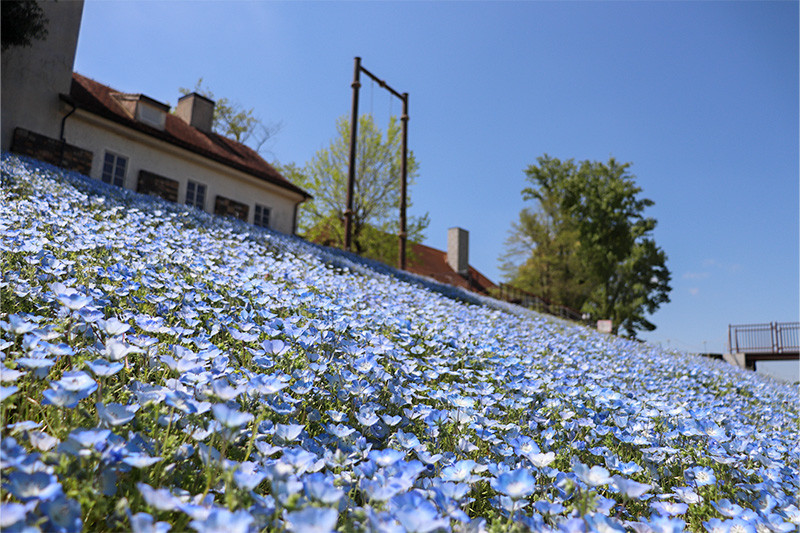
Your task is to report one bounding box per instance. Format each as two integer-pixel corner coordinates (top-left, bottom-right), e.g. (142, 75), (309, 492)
(65, 110), (303, 235)
(1, 0), (84, 151)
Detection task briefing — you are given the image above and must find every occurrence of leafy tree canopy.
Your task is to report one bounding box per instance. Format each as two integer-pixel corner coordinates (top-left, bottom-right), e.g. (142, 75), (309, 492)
(178, 79), (281, 155)
(277, 114), (429, 266)
(2, 0), (48, 52)
(501, 154), (671, 337)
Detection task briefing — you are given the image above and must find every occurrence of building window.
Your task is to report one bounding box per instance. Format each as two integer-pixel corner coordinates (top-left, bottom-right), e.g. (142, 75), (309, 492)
(185, 180), (206, 210)
(254, 204), (271, 228)
(136, 170), (179, 203)
(101, 152), (127, 187)
(214, 195), (249, 222)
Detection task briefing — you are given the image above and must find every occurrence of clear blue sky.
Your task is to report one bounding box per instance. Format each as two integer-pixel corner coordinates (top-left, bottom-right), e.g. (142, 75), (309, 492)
(74, 1), (798, 356)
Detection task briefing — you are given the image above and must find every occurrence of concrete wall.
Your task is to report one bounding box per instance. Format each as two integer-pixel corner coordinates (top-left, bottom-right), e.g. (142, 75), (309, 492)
(65, 110), (304, 234)
(1, 0), (84, 151)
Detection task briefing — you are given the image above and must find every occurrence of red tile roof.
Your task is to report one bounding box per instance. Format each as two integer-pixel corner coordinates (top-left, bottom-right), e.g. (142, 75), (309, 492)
(406, 241), (496, 295)
(66, 73), (310, 199)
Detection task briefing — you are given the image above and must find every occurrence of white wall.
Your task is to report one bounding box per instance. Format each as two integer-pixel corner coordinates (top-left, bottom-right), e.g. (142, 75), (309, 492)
(66, 110), (304, 235)
(1, 0), (84, 150)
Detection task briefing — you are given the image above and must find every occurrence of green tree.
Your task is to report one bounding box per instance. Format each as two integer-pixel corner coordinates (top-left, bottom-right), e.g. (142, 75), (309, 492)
(1, 0), (48, 52)
(500, 157), (592, 310)
(501, 155), (671, 337)
(179, 79), (281, 155)
(280, 114), (429, 265)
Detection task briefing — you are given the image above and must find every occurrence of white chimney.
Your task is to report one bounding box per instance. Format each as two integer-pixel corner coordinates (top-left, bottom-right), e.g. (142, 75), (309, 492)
(447, 227), (469, 276)
(175, 92), (215, 133)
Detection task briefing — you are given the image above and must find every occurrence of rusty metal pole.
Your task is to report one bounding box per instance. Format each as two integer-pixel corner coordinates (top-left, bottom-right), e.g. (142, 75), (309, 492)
(345, 57), (361, 252)
(398, 93), (409, 270)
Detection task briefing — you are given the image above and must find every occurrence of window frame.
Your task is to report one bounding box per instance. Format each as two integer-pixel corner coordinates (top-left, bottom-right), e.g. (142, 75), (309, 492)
(254, 203), (271, 229)
(185, 180), (207, 210)
(101, 151), (128, 188)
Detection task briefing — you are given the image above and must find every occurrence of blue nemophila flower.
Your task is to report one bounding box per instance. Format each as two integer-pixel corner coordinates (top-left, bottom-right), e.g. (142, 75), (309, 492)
(122, 452), (162, 468)
(381, 413), (402, 427)
(29, 430), (59, 451)
(42, 383), (84, 408)
(103, 338), (140, 361)
(4, 470), (62, 501)
(96, 402), (139, 426)
(642, 514), (687, 533)
(99, 317), (131, 336)
(86, 358), (124, 377)
(303, 472), (344, 504)
(0, 501), (37, 529)
(327, 423), (356, 439)
(16, 355), (56, 377)
(56, 292), (94, 311)
(250, 372), (290, 395)
(611, 475), (652, 499)
(369, 448), (406, 467)
(211, 403), (254, 429)
(129, 511), (172, 533)
(233, 461), (267, 491)
(491, 467), (537, 500)
(211, 379), (246, 401)
(672, 486), (703, 504)
(355, 407), (378, 426)
(55, 370), (97, 393)
(711, 499), (745, 518)
(651, 501), (689, 516)
(189, 508), (254, 533)
(261, 338), (289, 356)
(701, 517), (728, 533)
(586, 513), (626, 532)
(40, 494), (82, 533)
(389, 490), (450, 533)
(273, 423), (304, 443)
(2, 314), (37, 335)
(572, 459), (612, 487)
(0, 385), (18, 401)
(0, 367), (26, 382)
(526, 451), (556, 469)
(284, 506), (338, 533)
(684, 465), (716, 487)
(361, 473), (411, 502)
(136, 483), (182, 512)
(441, 459), (479, 483)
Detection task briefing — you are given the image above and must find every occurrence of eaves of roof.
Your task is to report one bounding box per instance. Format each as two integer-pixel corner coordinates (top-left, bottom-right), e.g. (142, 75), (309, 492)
(64, 73), (311, 200)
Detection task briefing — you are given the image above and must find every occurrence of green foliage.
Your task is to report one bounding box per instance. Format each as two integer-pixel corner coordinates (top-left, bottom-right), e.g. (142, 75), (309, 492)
(1, 0), (48, 52)
(277, 114), (429, 265)
(501, 155), (671, 337)
(178, 79), (281, 154)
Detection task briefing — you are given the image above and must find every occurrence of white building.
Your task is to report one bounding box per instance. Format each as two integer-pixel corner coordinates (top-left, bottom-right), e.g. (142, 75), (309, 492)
(1, 0), (309, 235)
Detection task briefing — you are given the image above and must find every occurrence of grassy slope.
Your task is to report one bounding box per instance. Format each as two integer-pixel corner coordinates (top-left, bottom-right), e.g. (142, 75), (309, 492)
(0, 153), (798, 532)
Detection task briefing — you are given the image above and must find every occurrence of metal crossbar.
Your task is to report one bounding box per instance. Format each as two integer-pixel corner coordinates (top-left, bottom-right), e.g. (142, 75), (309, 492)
(728, 322), (799, 354)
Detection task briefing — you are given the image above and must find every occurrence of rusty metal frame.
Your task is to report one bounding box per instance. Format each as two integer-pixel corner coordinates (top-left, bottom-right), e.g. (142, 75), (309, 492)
(345, 57), (410, 270)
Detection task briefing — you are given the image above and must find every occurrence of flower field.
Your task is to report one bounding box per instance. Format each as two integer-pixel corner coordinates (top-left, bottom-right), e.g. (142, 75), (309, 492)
(1, 153), (798, 532)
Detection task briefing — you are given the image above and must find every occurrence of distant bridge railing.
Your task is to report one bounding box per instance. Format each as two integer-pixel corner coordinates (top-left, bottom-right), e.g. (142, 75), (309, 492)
(728, 322), (799, 361)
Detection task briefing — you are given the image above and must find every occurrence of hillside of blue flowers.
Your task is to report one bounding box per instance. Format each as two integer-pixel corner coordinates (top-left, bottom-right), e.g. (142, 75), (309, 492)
(1, 153), (798, 533)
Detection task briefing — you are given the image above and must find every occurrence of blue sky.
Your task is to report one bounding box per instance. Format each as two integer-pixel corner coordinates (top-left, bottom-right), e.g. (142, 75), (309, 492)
(74, 1), (798, 357)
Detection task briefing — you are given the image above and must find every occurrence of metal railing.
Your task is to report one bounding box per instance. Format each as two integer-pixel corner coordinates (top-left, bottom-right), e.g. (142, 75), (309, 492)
(496, 283), (587, 323)
(728, 322), (799, 354)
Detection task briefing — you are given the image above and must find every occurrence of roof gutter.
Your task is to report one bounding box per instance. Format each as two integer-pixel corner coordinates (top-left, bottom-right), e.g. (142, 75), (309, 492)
(58, 94), (78, 168)
(59, 94), (77, 141)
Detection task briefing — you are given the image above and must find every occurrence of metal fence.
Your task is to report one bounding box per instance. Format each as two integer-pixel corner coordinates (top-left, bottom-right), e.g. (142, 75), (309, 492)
(496, 283), (587, 323)
(728, 322), (799, 354)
